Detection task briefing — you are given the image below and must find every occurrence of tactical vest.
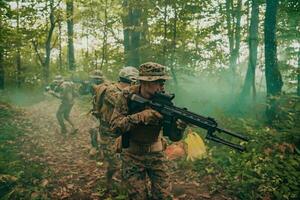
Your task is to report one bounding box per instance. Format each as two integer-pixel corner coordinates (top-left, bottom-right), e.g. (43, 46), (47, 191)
(123, 85), (162, 145)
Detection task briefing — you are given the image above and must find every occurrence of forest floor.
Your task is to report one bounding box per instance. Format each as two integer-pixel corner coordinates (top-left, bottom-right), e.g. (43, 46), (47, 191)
(0, 96), (234, 200)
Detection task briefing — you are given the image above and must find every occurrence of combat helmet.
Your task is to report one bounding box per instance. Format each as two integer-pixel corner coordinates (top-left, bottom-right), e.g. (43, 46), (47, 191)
(53, 75), (64, 83)
(89, 69), (103, 79)
(89, 69), (104, 85)
(137, 62), (170, 81)
(119, 66), (139, 83)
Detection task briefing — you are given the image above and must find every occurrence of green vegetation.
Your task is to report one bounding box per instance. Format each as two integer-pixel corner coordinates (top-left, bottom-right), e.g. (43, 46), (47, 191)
(0, 0), (299, 199)
(0, 103), (49, 199)
(187, 97), (300, 200)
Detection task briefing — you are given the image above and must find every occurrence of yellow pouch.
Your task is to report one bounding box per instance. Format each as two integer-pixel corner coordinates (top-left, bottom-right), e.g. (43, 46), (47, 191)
(184, 129), (206, 161)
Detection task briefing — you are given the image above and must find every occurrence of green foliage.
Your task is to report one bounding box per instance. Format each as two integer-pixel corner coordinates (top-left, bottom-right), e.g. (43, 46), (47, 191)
(191, 115), (300, 200)
(0, 103), (49, 199)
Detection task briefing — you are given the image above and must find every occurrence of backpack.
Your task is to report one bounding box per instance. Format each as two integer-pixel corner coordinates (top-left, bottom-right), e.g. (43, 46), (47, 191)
(91, 82), (110, 118)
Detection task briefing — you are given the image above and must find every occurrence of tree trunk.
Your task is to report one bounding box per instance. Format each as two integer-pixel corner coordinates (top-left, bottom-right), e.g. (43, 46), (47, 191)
(130, 6), (141, 67)
(16, 0), (21, 88)
(122, 0), (131, 66)
(140, 3), (149, 63)
(16, 49), (21, 87)
(58, 18), (62, 71)
(264, 0), (283, 123)
(44, 0), (55, 82)
(297, 48), (300, 96)
(170, 1), (178, 84)
(122, 0), (141, 67)
(67, 0), (75, 70)
(225, 0), (242, 85)
(240, 0), (259, 101)
(0, 48), (4, 90)
(162, 0), (168, 65)
(100, 0), (108, 69)
(231, 0), (242, 74)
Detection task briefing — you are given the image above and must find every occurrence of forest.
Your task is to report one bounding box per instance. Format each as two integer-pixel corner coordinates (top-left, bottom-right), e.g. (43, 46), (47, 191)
(0, 0), (299, 199)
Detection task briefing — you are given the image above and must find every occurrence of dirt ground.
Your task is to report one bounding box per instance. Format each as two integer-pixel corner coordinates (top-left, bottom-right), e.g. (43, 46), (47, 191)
(15, 97), (232, 200)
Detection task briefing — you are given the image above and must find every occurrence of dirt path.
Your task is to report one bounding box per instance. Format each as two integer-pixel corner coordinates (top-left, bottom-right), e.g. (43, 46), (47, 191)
(17, 98), (232, 200)
(21, 98), (105, 199)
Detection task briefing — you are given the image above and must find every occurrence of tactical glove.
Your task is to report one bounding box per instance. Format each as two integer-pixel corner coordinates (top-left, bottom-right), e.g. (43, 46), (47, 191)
(129, 109), (163, 125)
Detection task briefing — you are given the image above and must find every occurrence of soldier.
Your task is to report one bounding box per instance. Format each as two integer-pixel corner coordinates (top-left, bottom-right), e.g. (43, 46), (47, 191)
(78, 69), (105, 95)
(91, 66), (139, 188)
(88, 70), (107, 150)
(110, 62), (187, 199)
(48, 75), (78, 135)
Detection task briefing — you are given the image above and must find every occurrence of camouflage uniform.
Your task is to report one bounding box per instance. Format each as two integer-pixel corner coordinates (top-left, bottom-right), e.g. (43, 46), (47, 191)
(49, 76), (77, 134)
(91, 67), (139, 187)
(110, 62), (184, 200)
(98, 83), (123, 185)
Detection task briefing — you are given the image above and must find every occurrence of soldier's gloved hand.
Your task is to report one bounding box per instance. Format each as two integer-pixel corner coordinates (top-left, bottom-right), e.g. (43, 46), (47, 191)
(176, 119), (187, 131)
(130, 109), (163, 125)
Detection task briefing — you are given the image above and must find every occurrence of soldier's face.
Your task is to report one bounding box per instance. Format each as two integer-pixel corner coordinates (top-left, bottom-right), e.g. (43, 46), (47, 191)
(143, 79), (165, 97)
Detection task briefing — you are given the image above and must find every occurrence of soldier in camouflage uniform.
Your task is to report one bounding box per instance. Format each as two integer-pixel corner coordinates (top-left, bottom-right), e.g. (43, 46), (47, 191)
(48, 75), (78, 135)
(78, 69), (105, 96)
(110, 62), (187, 200)
(91, 66), (139, 188)
(87, 70), (107, 149)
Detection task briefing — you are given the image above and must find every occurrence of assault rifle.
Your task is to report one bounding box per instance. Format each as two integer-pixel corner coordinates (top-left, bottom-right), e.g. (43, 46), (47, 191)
(70, 78), (91, 95)
(45, 82), (60, 93)
(129, 92), (249, 152)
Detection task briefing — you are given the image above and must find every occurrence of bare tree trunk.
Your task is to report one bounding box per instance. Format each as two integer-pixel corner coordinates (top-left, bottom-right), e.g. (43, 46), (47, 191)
(67, 0), (75, 70)
(264, 0), (283, 124)
(240, 0), (259, 101)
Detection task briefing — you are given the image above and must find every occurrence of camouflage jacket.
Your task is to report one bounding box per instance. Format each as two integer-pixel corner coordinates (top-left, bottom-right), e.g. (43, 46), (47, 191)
(110, 85), (164, 144)
(54, 81), (76, 105)
(97, 83), (126, 134)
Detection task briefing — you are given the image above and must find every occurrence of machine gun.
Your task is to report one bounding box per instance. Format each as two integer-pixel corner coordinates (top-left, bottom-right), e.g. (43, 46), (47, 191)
(129, 92), (249, 152)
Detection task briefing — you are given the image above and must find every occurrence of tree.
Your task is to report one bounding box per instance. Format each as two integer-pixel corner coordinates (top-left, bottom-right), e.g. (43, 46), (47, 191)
(32, 0), (58, 83)
(0, 44), (3, 90)
(122, 0), (142, 67)
(298, 48), (300, 96)
(100, 0), (108, 69)
(66, 0), (76, 70)
(240, 0), (259, 101)
(170, 0), (178, 84)
(16, 0), (22, 88)
(0, 2), (8, 89)
(225, 0), (242, 83)
(264, 0), (283, 123)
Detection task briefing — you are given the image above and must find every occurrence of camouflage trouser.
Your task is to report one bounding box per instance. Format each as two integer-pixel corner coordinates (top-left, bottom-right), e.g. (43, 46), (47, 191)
(99, 133), (120, 185)
(89, 127), (99, 149)
(56, 103), (74, 133)
(122, 151), (172, 200)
